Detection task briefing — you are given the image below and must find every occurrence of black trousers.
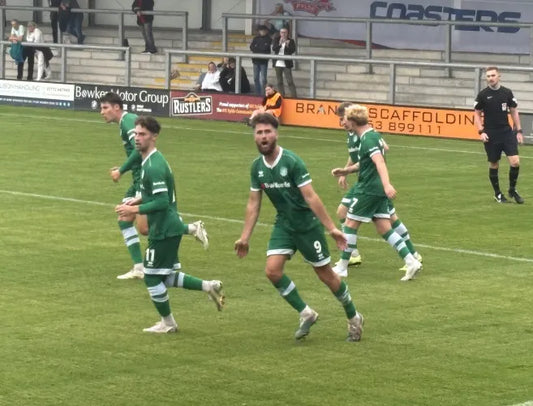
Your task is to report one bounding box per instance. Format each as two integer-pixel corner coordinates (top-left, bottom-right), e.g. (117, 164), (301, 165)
(17, 47), (35, 80)
(51, 11), (59, 43)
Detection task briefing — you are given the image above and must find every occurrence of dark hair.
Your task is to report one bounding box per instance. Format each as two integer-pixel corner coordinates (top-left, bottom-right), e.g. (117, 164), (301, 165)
(486, 66), (499, 73)
(99, 92), (123, 107)
(228, 57), (236, 64)
(251, 112), (279, 129)
(337, 101), (353, 117)
(134, 116), (161, 135)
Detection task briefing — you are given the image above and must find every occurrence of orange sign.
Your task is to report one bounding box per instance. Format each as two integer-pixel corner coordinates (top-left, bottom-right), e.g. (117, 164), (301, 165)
(280, 99), (478, 140)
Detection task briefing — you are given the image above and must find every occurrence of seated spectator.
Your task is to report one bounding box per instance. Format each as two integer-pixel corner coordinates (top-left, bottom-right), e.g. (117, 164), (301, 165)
(217, 56), (229, 71)
(9, 19), (34, 81)
(193, 61), (223, 93)
(246, 84), (283, 125)
(264, 3), (291, 38)
(26, 22), (53, 81)
(219, 57), (251, 93)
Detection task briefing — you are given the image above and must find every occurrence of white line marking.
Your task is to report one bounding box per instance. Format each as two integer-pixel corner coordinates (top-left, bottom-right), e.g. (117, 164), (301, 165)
(1, 110), (532, 158)
(506, 402), (533, 406)
(2, 189), (533, 264)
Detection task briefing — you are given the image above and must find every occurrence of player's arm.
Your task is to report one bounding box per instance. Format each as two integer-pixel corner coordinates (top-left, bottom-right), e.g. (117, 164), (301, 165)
(331, 159), (359, 178)
(331, 156), (353, 189)
(235, 190), (262, 258)
(371, 152), (396, 199)
(299, 183), (347, 251)
(474, 109), (488, 142)
(510, 107), (524, 144)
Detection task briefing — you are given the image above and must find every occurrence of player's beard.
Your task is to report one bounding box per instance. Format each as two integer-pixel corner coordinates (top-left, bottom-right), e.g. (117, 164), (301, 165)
(256, 139), (276, 156)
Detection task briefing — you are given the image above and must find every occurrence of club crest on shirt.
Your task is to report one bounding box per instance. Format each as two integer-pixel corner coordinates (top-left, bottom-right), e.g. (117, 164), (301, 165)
(501, 103), (507, 111)
(280, 167), (288, 177)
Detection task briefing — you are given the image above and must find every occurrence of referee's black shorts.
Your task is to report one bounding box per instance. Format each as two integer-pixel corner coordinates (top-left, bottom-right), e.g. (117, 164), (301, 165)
(484, 128), (518, 162)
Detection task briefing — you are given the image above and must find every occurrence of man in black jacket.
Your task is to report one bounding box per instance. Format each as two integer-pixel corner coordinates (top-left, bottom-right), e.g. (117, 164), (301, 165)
(220, 57), (251, 93)
(249, 25), (271, 95)
(272, 28), (297, 97)
(132, 0), (156, 54)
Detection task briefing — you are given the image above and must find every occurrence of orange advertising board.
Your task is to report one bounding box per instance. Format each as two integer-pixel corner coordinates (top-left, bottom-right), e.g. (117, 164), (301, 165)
(280, 99), (478, 140)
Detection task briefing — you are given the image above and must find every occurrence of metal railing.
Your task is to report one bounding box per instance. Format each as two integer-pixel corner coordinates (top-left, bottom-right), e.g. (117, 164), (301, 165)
(1, 41), (131, 85)
(221, 13), (533, 75)
(0, 5), (189, 52)
(164, 48), (533, 105)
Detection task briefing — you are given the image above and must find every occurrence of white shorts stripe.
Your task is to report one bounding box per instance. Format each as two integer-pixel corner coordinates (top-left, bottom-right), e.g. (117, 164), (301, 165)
(267, 248), (294, 257)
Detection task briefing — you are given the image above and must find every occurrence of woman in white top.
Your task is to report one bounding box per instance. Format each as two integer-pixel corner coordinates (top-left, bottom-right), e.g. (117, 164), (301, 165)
(27, 22), (53, 81)
(9, 19), (34, 80)
(272, 28), (297, 98)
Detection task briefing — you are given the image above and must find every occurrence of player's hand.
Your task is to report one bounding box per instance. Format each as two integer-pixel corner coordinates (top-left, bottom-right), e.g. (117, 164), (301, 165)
(110, 167), (121, 182)
(384, 183), (397, 199)
(329, 228), (347, 251)
(234, 239), (249, 258)
(337, 175), (348, 189)
(480, 132), (489, 142)
(331, 167), (349, 177)
(115, 203), (137, 221)
(517, 132), (524, 145)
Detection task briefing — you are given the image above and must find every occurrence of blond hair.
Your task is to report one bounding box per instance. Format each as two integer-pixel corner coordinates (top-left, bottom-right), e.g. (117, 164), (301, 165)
(345, 104), (369, 126)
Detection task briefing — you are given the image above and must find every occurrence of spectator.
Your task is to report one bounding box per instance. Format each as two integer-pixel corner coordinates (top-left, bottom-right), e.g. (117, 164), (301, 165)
(60, 0), (85, 44)
(132, 0), (157, 54)
(9, 19), (34, 81)
(246, 84), (283, 124)
(220, 57), (251, 93)
(250, 25), (272, 95)
(217, 56), (230, 71)
(272, 27), (297, 97)
(26, 22), (53, 81)
(193, 62), (223, 93)
(265, 3), (292, 38)
(49, 0), (61, 43)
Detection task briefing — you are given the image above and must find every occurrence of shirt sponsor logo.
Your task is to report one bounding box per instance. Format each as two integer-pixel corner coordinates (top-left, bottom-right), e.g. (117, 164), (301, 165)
(258, 170), (264, 178)
(171, 93), (212, 116)
(261, 181), (291, 189)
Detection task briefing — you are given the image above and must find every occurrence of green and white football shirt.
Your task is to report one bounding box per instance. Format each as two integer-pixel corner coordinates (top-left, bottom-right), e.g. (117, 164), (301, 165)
(119, 111), (142, 187)
(353, 128), (387, 197)
(138, 149), (186, 240)
(250, 147), (319, 232)
(347, 131), (361, 164)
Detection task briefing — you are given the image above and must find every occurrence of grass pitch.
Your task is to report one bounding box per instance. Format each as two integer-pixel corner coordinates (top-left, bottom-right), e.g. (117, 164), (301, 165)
(1, 106), (532, 406)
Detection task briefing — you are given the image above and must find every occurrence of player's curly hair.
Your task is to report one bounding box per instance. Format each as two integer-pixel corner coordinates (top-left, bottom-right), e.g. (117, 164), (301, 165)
(135, 116), (161, 135)
(250, 112), (279, 129)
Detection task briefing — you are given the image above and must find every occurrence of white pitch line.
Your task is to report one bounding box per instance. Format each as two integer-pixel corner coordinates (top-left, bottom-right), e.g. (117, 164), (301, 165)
(506, 402), (533, 406)
(2, 189), (533, 264)
(1, 110), (532, 158)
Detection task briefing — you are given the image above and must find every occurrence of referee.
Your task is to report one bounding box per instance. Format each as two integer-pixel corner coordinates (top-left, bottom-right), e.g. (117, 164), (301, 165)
(474, 66), (524, 204)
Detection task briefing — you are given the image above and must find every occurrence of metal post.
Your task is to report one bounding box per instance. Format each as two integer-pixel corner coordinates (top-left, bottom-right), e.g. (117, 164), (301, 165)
(222, 16), (228, 52)
(119, 12), (125, 60)
(529, 25), (533, 80)
(61, 45), (67, 82)
(388, 63), (396, 104)
(292, 18), (298, 70)
(445, 24), (452, 78)
(235, 56), (241, 94)
(309, 59), (316, 98)
(183, 12), (188, 63)
(474, 67), (481, 95)
(125, 47), (131, 86)
(366, 21), (373, 74)
(0, 7), (5, 45)
(0, 43), (5, 79)
(164, 52), (171, 89)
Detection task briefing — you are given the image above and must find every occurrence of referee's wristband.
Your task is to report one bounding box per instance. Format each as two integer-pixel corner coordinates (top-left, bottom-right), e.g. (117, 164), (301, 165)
(478, 129), (484, 135)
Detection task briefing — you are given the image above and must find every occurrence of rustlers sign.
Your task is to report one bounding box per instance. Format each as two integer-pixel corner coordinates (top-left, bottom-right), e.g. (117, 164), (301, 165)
(171, 92), (213, 116)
